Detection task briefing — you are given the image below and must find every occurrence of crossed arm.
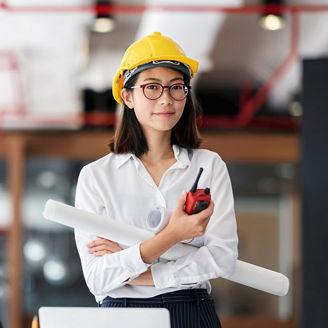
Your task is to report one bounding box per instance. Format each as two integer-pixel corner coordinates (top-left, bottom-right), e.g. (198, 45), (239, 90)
(87, 191), (215, 286)
(87, 237), (154, 286)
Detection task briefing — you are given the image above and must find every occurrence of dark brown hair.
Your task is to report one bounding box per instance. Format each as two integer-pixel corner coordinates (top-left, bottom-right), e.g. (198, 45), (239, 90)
(109, 72), (201, 157)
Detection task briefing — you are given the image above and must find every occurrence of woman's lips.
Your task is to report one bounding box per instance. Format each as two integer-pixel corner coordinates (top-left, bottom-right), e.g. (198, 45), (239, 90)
(154, 112), (174, 117)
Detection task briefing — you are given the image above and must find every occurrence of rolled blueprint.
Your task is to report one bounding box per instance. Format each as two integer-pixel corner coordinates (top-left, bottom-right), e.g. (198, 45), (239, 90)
(43, 200), (190, 261)
(43, 199), (289, 296)
(227, 261), (289, 297)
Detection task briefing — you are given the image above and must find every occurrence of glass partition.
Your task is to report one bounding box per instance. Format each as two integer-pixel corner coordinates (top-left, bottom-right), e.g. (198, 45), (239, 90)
(211, 162), (299, 322)
(22, 158), (95, 319)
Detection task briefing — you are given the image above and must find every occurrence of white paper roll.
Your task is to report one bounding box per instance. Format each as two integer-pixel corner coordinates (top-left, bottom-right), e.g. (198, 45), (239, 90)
(227, 261), (289, 297)
(147, 206), (172, 234)
(43, 199), (289, 296)
(44, 199), (154, 246)
(43, 199), (190, 261)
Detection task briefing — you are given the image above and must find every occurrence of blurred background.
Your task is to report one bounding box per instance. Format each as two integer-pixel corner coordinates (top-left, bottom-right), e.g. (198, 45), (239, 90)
(1, 0), (328, 327)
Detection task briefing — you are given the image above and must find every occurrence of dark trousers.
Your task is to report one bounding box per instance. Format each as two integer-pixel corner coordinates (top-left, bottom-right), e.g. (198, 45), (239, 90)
(100, 288), (221, 328)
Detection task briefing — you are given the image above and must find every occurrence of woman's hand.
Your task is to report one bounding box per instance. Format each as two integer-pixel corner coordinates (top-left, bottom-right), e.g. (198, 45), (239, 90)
(139, 192), (214, 264)
(87, 237), (123, 256)
(164, 191), (215, 243)
(87, 237), (154, 286)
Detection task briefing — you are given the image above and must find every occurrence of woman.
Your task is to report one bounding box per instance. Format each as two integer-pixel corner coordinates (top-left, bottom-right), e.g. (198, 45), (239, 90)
(75, 32), (238, 328)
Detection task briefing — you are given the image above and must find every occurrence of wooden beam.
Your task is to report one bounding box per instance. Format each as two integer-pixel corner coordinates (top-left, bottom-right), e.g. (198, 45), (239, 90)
(6, 135), (25, 328)
(0, 131), (112, 160)
(0, 131), (300, 163)
(202, 132), (299, 163)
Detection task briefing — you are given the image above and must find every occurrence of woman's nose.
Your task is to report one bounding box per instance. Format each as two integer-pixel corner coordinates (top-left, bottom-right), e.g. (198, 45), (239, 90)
(159, 87), (173, 105)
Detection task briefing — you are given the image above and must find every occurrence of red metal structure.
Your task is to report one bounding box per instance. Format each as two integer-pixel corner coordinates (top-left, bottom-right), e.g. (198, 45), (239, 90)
(0, 50), (25, 138)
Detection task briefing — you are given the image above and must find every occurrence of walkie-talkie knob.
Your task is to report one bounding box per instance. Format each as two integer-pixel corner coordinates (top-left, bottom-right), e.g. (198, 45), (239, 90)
(205, 188), (210, 194)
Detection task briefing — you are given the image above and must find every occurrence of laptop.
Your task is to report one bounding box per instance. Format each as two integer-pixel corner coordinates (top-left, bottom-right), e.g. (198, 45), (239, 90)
(39, 307), (171, 328)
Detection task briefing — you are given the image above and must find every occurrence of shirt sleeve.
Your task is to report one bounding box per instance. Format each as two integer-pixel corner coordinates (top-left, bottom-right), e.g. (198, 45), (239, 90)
(74, 166), (150, 296)
(151, 155), (238, 289)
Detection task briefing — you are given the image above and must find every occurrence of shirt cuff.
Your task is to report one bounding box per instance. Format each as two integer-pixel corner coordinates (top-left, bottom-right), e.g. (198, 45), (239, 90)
(151, 261), (177, 289)
(120, 243), (150, 280)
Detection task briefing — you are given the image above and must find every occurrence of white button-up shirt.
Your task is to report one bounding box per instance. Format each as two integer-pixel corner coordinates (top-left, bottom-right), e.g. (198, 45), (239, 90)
(74, 145), (238, 303)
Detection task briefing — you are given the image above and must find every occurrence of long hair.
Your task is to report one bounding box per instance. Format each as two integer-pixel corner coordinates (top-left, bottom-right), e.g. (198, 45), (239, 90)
(109, 72), (201, 157)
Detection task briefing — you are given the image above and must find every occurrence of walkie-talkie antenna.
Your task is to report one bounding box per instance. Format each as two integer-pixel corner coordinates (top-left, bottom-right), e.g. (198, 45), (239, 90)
(190, 168), (203, 193)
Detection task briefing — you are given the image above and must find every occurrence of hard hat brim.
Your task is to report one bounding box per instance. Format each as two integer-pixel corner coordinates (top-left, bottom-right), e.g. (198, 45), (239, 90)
(123, 60), (192, 86)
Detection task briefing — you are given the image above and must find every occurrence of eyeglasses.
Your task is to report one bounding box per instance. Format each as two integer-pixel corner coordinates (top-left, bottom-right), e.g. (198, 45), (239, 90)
(130, 82), (190, 101)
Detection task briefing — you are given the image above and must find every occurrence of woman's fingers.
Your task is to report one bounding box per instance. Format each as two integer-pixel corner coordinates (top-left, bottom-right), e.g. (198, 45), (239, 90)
(88, 244), (111, 253)
(193, 200), (214, 221)
(88, 246), (119, 255)
(189, 201), (214, 237)
(167, 197), (215, 241)
(88, 238), (121, 249)
(92, 250), (114, 257)
(89, 247), (114, 255)
(87, 238), (122, 255)
(88, 238), (120, 247)
(175, 191), (187, 212)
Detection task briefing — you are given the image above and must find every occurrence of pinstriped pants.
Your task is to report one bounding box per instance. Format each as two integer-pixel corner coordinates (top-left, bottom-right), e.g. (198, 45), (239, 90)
(100, 289), (221, 328)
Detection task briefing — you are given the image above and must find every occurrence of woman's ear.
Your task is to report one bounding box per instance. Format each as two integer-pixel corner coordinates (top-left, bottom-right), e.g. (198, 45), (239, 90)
(121, 88), (134, 109)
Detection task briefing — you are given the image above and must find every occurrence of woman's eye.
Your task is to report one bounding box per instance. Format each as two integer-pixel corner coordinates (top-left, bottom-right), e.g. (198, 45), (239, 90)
(146, 84), (158, 90)
(172, 85), (183, 90)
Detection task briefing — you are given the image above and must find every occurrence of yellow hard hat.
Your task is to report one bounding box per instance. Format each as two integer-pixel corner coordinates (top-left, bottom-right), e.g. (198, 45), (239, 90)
(112, 32), (199, 105)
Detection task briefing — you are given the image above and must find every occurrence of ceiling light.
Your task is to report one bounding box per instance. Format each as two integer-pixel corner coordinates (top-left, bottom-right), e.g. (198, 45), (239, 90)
(289, 101), (302, 117)
(91, 1), (116, 33)
(259, 0), (285, 31)
(259, 14), (285, 31)
(92, 17), (115, 33)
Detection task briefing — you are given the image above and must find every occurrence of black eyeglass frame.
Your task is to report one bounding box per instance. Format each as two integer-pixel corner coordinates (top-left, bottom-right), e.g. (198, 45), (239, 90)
(130, 82), (191, 101)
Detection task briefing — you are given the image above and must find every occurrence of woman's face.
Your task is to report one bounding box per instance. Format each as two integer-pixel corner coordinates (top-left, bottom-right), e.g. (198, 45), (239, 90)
(122, 66), (187, 134)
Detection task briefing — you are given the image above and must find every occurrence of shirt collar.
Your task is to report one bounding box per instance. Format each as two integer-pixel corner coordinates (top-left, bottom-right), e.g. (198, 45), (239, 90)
(172, 144), (191, 168)
(115, 144), (191, 169)
(115, 153), (135, 168)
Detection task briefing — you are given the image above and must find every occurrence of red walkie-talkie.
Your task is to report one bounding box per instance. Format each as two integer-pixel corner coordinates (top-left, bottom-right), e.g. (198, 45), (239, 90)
(185, 168), (211, 214)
